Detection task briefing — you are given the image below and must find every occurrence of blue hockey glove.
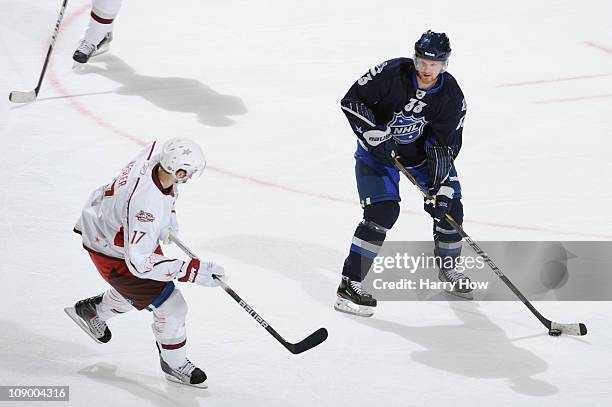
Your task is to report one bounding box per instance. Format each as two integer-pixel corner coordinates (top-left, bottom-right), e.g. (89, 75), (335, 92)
(424, 185), (454, 223)
(363, 126), (397, 166)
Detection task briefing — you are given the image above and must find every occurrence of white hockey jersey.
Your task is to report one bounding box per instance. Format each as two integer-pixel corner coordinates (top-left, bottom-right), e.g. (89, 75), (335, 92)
(75, 142), (185, 281)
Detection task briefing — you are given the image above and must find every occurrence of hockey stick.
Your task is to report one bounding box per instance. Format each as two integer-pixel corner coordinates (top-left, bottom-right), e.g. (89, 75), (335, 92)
(9, 0), (69, 103)
(171, 234), (329, 354)
(393, 156), (588, 337)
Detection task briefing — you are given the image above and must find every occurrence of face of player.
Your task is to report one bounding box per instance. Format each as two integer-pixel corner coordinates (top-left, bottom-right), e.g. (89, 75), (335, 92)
(174, 164), (204, 184)
(175, 169), (189, 184)
(415, 57), (445, 88)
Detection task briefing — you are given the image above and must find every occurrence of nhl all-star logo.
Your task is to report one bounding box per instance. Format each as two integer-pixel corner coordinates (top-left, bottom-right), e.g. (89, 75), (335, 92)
(387, 112), (427, 144)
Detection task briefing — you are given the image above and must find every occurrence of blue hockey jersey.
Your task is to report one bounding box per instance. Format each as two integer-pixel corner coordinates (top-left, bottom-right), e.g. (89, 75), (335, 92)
(341, 58), (466, 179)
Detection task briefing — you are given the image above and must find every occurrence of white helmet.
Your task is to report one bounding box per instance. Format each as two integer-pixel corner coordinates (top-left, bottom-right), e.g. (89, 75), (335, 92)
(159, 137), (206, 183)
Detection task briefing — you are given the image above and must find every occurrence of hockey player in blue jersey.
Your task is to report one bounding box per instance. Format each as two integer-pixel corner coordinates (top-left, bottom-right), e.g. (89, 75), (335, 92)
(335, 30), (470, 317)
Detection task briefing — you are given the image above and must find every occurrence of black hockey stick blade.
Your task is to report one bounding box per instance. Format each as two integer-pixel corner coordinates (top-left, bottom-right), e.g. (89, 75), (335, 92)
(284, 327), (328, 354)
(9, 90), (37, 103)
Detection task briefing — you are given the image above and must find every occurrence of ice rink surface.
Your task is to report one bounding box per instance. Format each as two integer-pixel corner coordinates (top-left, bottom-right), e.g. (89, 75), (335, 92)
(1, 0), (612, 405)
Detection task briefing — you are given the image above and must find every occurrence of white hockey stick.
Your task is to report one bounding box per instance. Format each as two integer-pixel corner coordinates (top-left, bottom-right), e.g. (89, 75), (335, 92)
(9, 0), (69, 103)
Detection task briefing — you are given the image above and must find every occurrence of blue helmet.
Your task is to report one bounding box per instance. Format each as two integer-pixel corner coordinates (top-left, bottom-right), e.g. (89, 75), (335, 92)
(414, 30), (451, 61)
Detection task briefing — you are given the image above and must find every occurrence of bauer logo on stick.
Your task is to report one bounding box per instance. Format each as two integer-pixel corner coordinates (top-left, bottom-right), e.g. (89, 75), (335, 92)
(239, 300), (269, 328)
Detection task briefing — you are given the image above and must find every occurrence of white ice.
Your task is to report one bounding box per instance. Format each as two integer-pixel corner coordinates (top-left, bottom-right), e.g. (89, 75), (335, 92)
(1, 0), (612, 406)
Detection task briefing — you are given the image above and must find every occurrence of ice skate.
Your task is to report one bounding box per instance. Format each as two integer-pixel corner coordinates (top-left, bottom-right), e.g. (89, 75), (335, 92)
(64, 294), (112, 344)
(72, 32), (113, 67)
(157, 344), (207, 388)
(334, 276), (377, 317)
(438, 269), (473, 300)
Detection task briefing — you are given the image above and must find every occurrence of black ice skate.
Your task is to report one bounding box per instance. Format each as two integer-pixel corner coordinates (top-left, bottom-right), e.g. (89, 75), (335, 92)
(64, 294), (112, 344)
(72, 32), (113, 65)
(156, 343), (207, 388)
(334, 276), (377, 317)
(438, 269), (474, 300)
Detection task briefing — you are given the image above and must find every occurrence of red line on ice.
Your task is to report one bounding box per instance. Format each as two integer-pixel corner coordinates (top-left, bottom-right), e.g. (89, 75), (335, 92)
(499, 41), (612, 87)
(583, 41), (612, 56)
(44, 5), (612, 240)
(535, 94), (612, 104)
(498, 73), (612, 87)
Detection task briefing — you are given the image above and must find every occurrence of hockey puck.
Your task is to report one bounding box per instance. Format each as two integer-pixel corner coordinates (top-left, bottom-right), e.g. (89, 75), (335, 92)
(548, 329), (562, 336)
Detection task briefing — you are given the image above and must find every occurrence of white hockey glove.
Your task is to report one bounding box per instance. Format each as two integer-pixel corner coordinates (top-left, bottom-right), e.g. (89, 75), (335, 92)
(363, 126), (391, 146)
(363, 126), (397, 166)
(160, 211), (179, 245)
(178, 258), (227, 287)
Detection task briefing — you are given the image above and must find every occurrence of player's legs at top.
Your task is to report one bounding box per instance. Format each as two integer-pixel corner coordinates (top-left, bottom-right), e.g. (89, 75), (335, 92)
(73, 0), (122, 64)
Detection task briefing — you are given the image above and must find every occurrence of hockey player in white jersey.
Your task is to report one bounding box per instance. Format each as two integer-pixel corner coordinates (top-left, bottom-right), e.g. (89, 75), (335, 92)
(73, 0), (121, 64)
(66, 138), (225, 388)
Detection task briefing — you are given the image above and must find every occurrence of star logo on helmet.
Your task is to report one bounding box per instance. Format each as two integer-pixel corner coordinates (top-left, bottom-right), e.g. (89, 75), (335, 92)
(182, 148), (192, 155)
